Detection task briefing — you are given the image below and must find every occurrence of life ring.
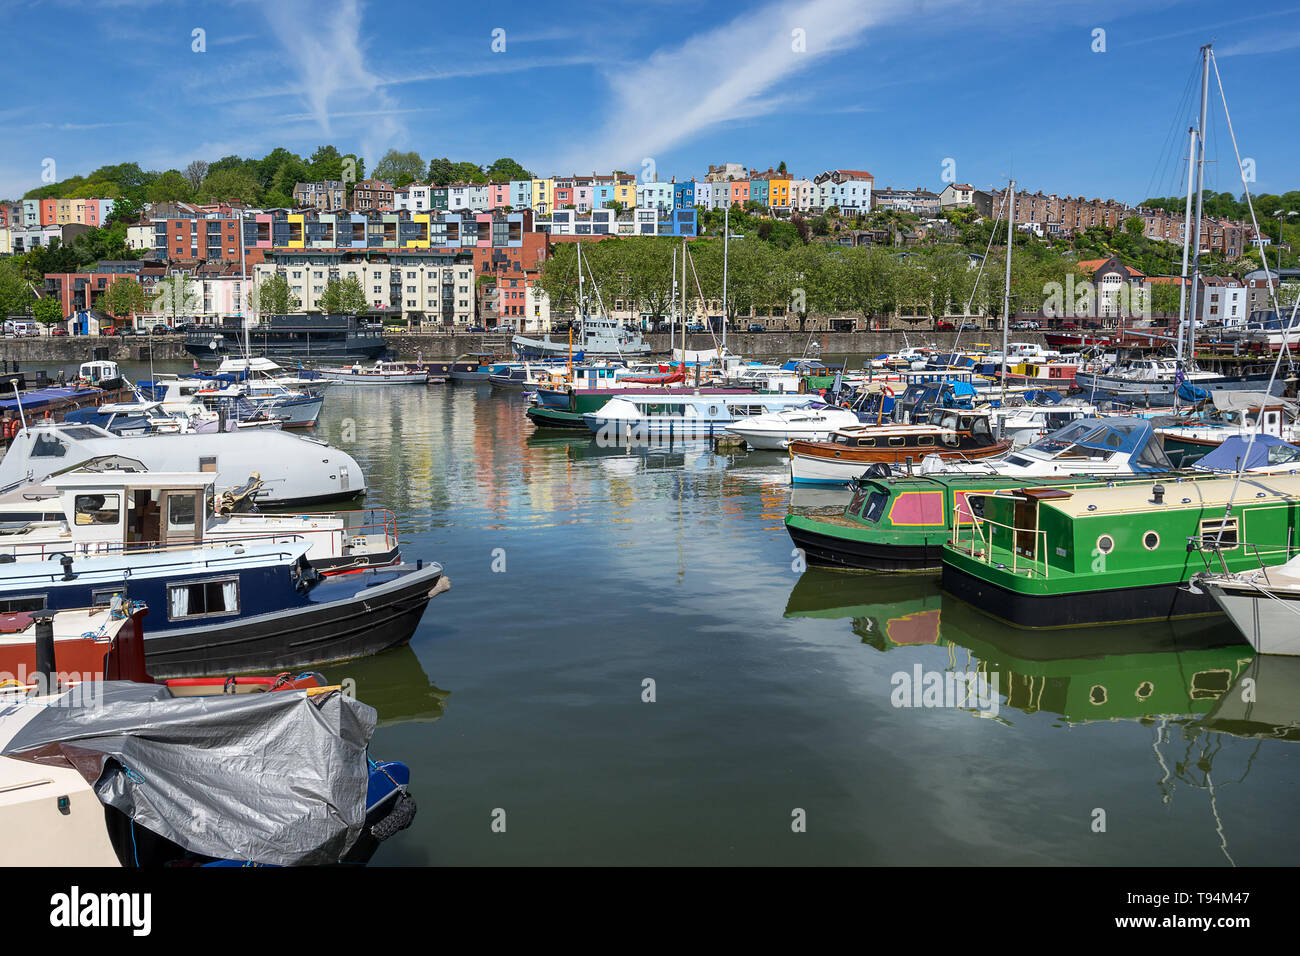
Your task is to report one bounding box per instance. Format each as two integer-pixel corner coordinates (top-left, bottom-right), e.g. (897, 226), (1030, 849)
(882, 385), (895, 397)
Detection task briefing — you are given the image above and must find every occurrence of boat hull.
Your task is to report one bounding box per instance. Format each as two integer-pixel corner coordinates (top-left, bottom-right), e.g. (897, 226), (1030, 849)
(786, 517), (940, 571)
(1203, 580), (1300, 655)
(940, 559), (1220, 628)
(526, 406), (589, 429)
(1074, 371), (1285, 406)
(144, 565), (449, 678)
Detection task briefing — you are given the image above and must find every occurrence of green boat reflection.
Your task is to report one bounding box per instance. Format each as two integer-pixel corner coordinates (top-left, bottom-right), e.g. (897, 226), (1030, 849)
(318, 644), (450, 727)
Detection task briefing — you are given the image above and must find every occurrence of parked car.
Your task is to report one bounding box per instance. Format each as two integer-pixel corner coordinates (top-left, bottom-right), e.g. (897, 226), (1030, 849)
(936, 321), (955, 331)
(686, 323), (708, 333)
(151, 324), (170, 335)
(51, 328), (68, 336)
(1012, 320), (1041, 330)
(173, 322), (195, 334)
(958, 322), (980, 331)
(98, 325), (119, 336)
(748, 323), (765, 332)
(467, 325), (486, 333)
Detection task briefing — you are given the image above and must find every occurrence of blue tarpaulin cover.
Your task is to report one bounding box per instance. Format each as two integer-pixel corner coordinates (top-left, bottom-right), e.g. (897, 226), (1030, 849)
(0, 386), (93, 411)
(1195, 434), (1300, 471)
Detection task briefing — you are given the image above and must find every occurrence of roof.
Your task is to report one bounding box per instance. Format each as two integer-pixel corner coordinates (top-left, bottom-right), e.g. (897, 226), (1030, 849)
(1045, 471), (1300, 518)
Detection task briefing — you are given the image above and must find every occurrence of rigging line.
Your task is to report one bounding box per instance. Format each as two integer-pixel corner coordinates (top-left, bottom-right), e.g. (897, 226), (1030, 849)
(1208, 55), (1300, 549)
(1143, 56), (1204, 205)
(953, 189), (1007, 356)
(1211, 50), (1286, 326)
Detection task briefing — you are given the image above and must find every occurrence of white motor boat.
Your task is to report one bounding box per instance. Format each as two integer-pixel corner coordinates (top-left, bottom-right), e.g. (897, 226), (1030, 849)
(1199, 554), (1300, 655)
(317, 360), (428, 385)
(727, 402), (869, 450)
(0, 421), (365, 507)
(920, 416), (1174, 478)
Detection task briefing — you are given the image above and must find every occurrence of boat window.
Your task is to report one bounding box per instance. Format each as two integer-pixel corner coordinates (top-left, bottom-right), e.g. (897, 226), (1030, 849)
(888, 437), (905, 446)
(862, 492), (888, 523)
(167, 494), (197, 534)
(971, 417), (992, 439)
(0, 594), (46, 613)
(91, 588), (124, 607)
(858, 437), (876, 447)
(1267, 444), (1300, 466)
(199, 457), (217, 473)
(31, 434), (68, 458)
(74, 494), (120, 526)
(1142, 531), (1160, 551)
(1199, 518), (1239, 550)
(918, 435), (934, 445)
(167, 578), (240, 620)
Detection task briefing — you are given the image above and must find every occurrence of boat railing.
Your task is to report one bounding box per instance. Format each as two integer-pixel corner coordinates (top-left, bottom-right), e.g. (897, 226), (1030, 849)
(1185, 534), (1292, 579)
(949, 497), (1050, 579)
(0, 509), (399, 562)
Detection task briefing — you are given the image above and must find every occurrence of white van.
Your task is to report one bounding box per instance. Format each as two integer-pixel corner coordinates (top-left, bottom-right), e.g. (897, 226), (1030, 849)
(3, 320), (36, 337)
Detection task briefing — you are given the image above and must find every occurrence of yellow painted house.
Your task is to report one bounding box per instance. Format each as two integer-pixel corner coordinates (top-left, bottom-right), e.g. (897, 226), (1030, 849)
(768, 176), (791, 210)
(531, 177), (555, 214)
(614, 176), (636, 209)
(287, 213), (306, 248)
(406, 213), (431, 248)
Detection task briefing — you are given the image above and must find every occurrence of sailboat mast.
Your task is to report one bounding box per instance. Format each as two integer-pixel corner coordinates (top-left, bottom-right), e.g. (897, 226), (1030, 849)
(239, 205), (250, 361)
(722, 203), (729, 352)
(681, 240), (687, 368)
(1000, 180), (1014, 403)
(1187, 44), (1211, 367)
(1175, 125), (1198, 361)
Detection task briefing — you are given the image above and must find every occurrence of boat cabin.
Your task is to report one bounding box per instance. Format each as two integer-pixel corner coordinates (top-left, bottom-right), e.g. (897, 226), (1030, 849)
(0, 472), (215, 558)
(77, 361), (121, 388)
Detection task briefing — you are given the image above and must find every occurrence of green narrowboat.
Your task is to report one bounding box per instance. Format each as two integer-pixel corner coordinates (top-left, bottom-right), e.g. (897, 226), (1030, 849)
(785, 474), (1026, 571)
(942, 472), (1300, 628)
(785, 471), (1217, 573)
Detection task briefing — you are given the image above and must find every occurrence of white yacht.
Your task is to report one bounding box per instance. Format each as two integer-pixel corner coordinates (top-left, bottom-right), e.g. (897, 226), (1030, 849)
(1200, 555), (1300, 656)
(727, 402), (870, 450)
(0, 421), (365, 506)
(921, 417), (1173, 477)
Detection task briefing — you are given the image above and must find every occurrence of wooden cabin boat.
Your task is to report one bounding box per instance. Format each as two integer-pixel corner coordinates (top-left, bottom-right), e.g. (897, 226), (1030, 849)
(788, 410), (1010, 485)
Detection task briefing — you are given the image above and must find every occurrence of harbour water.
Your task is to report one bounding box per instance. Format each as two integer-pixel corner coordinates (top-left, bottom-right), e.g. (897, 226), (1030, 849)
(54, 362), (1300, 864)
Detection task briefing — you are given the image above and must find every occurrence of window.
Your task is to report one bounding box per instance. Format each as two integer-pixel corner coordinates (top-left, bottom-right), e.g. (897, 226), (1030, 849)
(199, 457), (217, 473)
(1142, 531), (1160, 551)
(167, 578), (240, 620)
(74, 493), (120, 526)
(1199, 518), (1239, 549)
(0, 594), (46, 613)
(1096, 534), (1115, 555)
(167, 494), (196, 534)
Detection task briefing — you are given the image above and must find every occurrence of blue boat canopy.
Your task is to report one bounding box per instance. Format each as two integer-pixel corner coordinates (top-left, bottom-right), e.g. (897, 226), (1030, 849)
(1195, 434), (1300, 471)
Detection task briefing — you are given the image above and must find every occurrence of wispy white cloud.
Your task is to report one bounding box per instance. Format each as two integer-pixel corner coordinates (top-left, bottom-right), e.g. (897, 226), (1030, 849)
(1219, 29), (1300, 57)
(539, 0), (940, 176)
(261, 0), (403, 162)
(276, 106), (437, 122)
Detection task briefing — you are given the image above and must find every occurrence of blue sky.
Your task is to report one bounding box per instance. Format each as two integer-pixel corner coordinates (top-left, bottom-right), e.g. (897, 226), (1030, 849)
(1, 0), (1297, 204)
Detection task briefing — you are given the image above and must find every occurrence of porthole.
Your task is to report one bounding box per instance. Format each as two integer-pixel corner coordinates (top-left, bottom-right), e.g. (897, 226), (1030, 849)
(1089, 684), (1107, 705)
(1135, 680), (1154, 701)
(1142, 531), (1159, 551)
(1096, 534), (1115, 555)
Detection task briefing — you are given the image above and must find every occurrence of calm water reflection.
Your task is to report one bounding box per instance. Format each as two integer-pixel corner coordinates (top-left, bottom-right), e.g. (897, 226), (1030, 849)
(48, 362), (1300, 864)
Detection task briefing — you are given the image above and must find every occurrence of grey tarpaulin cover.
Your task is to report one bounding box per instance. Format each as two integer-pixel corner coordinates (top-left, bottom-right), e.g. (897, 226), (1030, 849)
(0, 682), (377, 865)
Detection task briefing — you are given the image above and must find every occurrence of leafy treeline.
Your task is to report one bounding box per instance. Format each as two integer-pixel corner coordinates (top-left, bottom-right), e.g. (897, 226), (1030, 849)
(536, 216), (1274, 327)
(16, 145), (533, 207)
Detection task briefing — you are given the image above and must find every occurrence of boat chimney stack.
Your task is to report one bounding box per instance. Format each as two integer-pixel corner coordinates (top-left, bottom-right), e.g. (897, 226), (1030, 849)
(34, 615), (56, 694)
(1152, 483), (1165, 505)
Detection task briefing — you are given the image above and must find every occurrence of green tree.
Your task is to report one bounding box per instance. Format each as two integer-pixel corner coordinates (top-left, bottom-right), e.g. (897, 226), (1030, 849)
(250, 274), (301, 316)
(0, 260), (35, 317)
(147, 169), (194, 204)
(97, 277), (147, 321)
(32, 296), (63, 327)
(427, 157), (455, 186)
(373, 150), (426, 188)
(308, 145), (345, 181)
(485, 158), (533, 182)
(318, 276), (368, 315)
(197, 167), (262, 204)
(151, 273), (200, 323)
